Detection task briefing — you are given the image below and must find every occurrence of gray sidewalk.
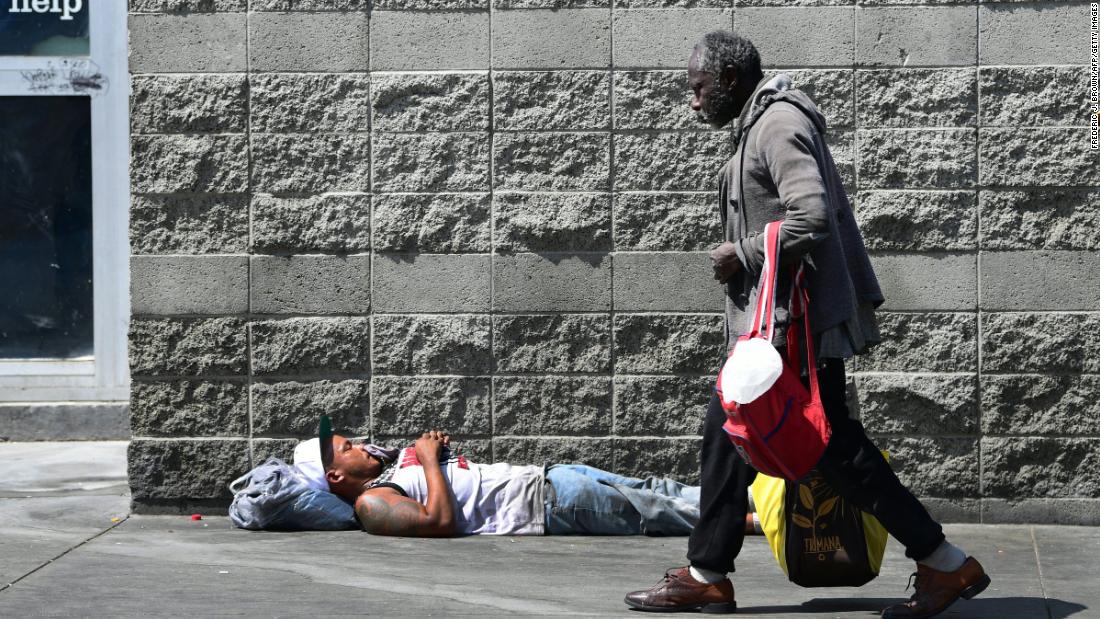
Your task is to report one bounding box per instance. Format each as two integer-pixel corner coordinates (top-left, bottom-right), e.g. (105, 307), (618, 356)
(0, 443), (1094, 618)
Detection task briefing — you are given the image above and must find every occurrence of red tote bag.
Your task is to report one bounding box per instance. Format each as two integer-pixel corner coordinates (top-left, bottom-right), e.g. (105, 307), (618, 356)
(715, 221), (830, 481)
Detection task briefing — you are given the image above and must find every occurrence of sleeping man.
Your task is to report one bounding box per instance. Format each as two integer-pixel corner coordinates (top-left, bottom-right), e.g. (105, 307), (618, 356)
(292, 416), (702, 537)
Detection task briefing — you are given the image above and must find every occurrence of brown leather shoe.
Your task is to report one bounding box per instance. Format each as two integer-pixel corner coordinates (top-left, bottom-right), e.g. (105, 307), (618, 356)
(624, 567), (737, 613)
(881, 557), (991, 619)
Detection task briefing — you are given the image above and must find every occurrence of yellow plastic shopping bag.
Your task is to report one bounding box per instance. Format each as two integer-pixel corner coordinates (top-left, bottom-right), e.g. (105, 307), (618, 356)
(750, 453), (890, 588)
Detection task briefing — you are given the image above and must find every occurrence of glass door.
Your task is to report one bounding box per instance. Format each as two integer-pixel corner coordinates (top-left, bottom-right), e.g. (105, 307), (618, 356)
(0, 2), (129, 402)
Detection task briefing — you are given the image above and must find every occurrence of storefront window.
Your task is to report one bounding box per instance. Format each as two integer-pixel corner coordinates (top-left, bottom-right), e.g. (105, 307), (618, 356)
(0, 1), (89, 56)
(0, 96), (93, 359)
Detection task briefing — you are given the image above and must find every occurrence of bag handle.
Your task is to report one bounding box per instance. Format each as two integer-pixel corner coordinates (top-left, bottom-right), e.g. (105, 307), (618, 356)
(785, 265), (821, 400)
(745, 221), (783, 340)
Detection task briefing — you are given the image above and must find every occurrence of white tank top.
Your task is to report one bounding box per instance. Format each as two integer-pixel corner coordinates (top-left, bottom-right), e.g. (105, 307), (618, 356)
(387, 447), (546, 535)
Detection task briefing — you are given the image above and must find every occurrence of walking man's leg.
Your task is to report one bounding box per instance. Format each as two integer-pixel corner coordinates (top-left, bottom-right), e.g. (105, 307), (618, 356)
(813, 359), (990, 619)
(622, 393), (745, 613)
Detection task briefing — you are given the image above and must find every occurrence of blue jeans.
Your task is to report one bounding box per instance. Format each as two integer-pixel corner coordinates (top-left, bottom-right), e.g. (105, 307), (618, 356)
(544, 464), (701, 536)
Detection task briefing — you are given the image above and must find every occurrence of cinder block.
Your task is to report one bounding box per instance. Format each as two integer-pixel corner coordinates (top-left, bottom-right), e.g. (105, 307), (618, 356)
(372, 72), (489, 132)
(373, 0), (482, 8)
(251, 439), (297, 464)
(494, 71), (610, 130)
(856, 190), (977, 251)
(251, 74), (371, 133)
(494, 0), (606, 6)
(617, 0), (725, 7)
(856, 68), (976, 128)
(370, 11), (489, 70)
(982, 499), (1100, 526)
(857, 129), (976, 189)
(979, 4), (1089, 66)
(871, 253), (976, 310)
(982, 375), (1100, 437)
(921, 499), (980, 525)
(493, 377), (612, 435)
(251, 380), (369, 437)
(613, 313), (724, 374)
(249, 12), (369, 71)
(614, 132), (731, 191)
(979, 128), (1100, 187)
(612, 9), (732, 68)
(858, 312), (977, 372)
(251, 255), (371, 315)
(129, 13), (246, 72)
(373, 194), (491, 253)
(130, 74), (248, 134)
(615, 193), (721, 252)
(874, 437), (979, 498)
(493, 133), (610, 191)
(614, 252), (723, 311)
(251, 194), (371, 255)
(615, 438), (700, 483)
(372, 314), (491, 374)
(494, 437), (612, 469)
(492, 253), (611, 311)
(613, 70), (695, 130)
(735, 7), (852, 67)
(251, 134), (370, 193)
(855, 374), (978, 436)
(131, 194), (249, 255)
(981, 312), (1100, 374)
(829, 129), (856, 192)
(373, 133), (490, 192)
(494, 193), (612, 252)
(981, 251), (1100, 311)
(131, 135), (248, 194)
(131, 256), (248, 315)
(493, 314), (612, 373)
(983, 437), (1100, 499)
(250, 0), (370, 8)
(856, 6), (975, 67)
(374, 254), (491, 312)
(128, 439), (249, 501)
(130, 0), (247, 10)
(492, 10), (610, 69)
(250, 317), (371, 376)
(614, 376), (710, 436)
(130, 381), (248, 437)
(129, 318), (248, 377)
(775, 69), (855, 129)
(371, 376), (491, 435)
(979, 189), (1100, 251)
(979, 67), (1092, 127)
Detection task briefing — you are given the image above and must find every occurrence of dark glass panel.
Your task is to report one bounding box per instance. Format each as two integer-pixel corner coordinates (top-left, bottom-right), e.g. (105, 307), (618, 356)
(0, 96), (93, 358)
(0, 1), (90, 56)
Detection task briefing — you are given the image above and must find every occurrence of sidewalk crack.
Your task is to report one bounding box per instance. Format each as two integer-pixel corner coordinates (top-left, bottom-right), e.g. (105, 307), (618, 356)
(1031, 525), (1053, 619)
(0, 515), (130, 594)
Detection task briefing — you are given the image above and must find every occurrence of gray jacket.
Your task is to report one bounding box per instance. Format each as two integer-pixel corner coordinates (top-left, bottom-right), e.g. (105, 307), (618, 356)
(720, 74), (883, 351)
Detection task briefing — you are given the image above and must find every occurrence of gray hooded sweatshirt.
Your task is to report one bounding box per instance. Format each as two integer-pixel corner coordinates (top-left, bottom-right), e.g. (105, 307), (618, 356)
(720, 73), (884, 357)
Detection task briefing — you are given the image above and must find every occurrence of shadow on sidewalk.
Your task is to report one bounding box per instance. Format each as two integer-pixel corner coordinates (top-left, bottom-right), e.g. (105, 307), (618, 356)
(730, 596), (1088, 617)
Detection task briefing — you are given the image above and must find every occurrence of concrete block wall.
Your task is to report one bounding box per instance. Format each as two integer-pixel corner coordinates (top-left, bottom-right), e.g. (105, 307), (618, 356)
(126, 1), (1100, 521)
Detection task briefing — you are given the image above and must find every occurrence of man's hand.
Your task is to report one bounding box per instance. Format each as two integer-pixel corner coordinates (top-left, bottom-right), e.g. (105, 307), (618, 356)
(710, 241), (743, 284)
(414, 430), (449, 465)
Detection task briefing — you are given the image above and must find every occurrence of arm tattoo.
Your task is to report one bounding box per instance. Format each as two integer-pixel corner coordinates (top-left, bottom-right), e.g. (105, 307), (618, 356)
(356, 494), (427, 536)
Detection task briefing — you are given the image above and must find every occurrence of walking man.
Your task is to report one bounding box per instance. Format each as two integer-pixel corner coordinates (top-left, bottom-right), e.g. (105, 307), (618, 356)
(623, 31), (990, 618)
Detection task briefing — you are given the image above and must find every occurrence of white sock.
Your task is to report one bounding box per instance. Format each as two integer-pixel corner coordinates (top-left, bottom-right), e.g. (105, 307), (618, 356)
(918, 541), (967, 573)
(689, 565), (727, 584)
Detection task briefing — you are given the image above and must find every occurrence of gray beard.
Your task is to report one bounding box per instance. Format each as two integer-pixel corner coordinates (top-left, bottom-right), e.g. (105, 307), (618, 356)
(697, 86), (738, 129)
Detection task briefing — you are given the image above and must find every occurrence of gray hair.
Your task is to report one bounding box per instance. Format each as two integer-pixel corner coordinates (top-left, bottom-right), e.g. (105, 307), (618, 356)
(693, 30), (762, 82)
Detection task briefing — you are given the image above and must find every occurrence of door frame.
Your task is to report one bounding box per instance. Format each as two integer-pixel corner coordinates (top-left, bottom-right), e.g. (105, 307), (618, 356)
(0, 2), (130, 402)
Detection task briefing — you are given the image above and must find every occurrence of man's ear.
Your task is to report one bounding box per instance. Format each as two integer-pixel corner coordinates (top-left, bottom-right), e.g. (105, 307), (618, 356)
(326, 469), (344, 486)
(719, 66), (738, 91)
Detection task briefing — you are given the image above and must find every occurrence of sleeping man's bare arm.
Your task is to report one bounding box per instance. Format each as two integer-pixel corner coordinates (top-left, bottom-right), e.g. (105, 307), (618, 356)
(354, 431), (456, 537)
